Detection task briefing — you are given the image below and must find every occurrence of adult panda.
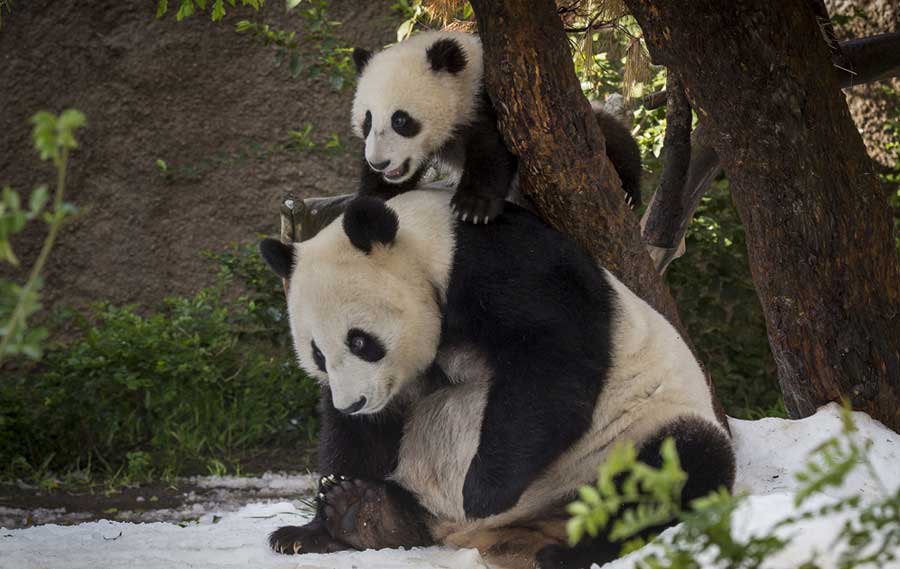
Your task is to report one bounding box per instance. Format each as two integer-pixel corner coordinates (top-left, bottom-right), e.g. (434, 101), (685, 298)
(351, 31), (643, 224)
(259, 190), (734, 568)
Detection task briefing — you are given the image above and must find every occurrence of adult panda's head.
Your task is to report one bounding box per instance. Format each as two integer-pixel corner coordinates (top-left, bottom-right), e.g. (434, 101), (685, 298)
(350, 31), (484, 185)
(259, 194), (453, 415)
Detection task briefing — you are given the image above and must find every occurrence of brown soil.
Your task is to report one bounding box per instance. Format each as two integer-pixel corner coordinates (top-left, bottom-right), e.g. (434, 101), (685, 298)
(0, 0), (401, 311)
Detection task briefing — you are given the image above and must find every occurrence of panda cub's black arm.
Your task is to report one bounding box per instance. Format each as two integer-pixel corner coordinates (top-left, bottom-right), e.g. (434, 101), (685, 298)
(450, 97), (517, 224)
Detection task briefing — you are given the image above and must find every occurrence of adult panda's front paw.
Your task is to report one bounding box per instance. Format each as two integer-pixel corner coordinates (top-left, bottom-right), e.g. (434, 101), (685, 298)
(268, 520), (348, 555)
(451, 193), (505, 225)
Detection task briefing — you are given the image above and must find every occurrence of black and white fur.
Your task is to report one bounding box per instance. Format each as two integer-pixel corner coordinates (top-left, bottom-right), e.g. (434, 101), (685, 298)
(351, 31), (643, 224)
(260, 189), (733, 568)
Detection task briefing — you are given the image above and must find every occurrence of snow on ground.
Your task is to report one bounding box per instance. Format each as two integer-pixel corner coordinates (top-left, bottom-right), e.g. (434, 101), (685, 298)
(2, 404), (897, 569)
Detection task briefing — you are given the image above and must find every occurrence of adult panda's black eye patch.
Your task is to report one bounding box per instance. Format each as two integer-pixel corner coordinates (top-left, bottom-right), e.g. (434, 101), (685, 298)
(311, 339), (327, 372)
(391, 110), (421, 138)
(363, 110), (372, 138)
(346, 328), (386, 363)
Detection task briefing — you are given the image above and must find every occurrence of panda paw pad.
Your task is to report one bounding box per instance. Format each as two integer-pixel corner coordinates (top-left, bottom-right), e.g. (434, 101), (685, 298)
(321, 479), (383, 549)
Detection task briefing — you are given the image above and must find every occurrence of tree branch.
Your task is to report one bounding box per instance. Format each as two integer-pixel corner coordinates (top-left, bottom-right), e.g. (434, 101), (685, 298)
(639, 72), (692, 273)
(641, 125), (721, 273)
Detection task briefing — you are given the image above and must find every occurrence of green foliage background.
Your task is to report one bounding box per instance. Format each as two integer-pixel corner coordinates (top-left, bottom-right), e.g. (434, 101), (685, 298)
(0, 245), (319, 486)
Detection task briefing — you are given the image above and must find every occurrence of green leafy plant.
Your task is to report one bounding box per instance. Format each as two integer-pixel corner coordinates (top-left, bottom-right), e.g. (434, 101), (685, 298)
(155, 0), (264, 22)
(0, 110), (85, 365)
(566, 438), (687, 549)
(287, 124), (317, 150)
(567, 406), (898, 569)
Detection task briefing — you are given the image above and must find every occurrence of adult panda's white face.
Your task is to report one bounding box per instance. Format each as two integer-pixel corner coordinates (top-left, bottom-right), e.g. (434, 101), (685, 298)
(351, 31), (484, 185)
(259, 194), (454, 415)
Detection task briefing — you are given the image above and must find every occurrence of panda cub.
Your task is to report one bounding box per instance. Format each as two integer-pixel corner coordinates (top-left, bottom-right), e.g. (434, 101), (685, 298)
(351, 31), (643, 223)
(260, 190), (734, 569)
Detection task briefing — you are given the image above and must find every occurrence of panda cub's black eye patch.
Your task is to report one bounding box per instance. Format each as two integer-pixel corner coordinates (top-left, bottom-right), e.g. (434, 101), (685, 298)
(391, 110), (421, 138)
(311, 340), (327, 372)
(346, 328), (386, 363)
(362, 110), (372, 138)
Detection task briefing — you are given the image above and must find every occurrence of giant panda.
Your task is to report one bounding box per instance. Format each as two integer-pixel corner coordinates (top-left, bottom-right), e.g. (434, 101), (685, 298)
(351, 31), (643, 224)
(259, 189), (734, 569)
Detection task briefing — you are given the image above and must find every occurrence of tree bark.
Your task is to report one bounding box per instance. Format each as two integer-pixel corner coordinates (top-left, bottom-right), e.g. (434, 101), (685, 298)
(625, 0), (900, 431)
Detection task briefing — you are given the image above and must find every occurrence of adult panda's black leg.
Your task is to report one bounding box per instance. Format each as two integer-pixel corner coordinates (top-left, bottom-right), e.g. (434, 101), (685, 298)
(269, 387), (408, 555)
(535, 415), (736, 569)
(451, 96), (517, 224)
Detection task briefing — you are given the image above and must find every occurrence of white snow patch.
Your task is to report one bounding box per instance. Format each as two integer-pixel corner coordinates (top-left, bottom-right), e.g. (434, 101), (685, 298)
(2, 404), (898, 569)
(190, 472), (319, 494)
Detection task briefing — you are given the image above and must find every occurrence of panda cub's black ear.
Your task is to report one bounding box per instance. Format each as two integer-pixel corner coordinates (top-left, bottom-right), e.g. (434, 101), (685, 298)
(343, 196), (399, 254)
(258, 238), (296, 279)
(426, 38), (466, 74)
(352, 47), (372, 73)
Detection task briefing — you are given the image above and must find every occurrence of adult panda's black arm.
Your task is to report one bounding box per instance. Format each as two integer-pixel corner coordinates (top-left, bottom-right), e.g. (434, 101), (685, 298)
(445, 206), (614, 519)
(450, 91), (518, 223)
(269, 385), (410, 554)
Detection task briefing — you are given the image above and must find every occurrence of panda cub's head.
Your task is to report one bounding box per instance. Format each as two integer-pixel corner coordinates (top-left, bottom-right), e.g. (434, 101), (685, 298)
(259, 195), (452, 415)
(351, 31), (484, 185)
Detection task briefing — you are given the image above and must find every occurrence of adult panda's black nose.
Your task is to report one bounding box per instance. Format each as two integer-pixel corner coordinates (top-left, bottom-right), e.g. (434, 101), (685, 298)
(368, 160), (390, 171)
(337, 396), (367, 415)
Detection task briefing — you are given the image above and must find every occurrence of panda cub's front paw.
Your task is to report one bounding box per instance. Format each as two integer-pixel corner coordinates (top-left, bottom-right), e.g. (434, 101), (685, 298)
(451, 193), (505, 224)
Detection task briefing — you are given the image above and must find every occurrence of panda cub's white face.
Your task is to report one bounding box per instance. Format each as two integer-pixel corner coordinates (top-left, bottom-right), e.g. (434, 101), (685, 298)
(278, 194), (454, 415)
(351, 31), (484, 185)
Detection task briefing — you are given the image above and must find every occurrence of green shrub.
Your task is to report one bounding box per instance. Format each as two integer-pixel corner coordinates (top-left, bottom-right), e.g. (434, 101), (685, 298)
(0, 243), (317, 485)
(567, 406), (899, 568)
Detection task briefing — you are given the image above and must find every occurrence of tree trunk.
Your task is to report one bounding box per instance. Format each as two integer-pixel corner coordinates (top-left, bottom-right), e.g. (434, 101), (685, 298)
(625, 0), (900, 431)
(468, 0), (728, 426)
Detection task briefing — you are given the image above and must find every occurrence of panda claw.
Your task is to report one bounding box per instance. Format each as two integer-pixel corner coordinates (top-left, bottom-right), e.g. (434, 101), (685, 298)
(293, 542), (302, 554)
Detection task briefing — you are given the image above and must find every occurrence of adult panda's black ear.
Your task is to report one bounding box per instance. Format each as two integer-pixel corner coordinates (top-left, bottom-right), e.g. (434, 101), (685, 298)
(258, 238), (296, 279)
(343, 196), (399, 254)
(352, 47), (372, 74)
(426, 38), (466, 74)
